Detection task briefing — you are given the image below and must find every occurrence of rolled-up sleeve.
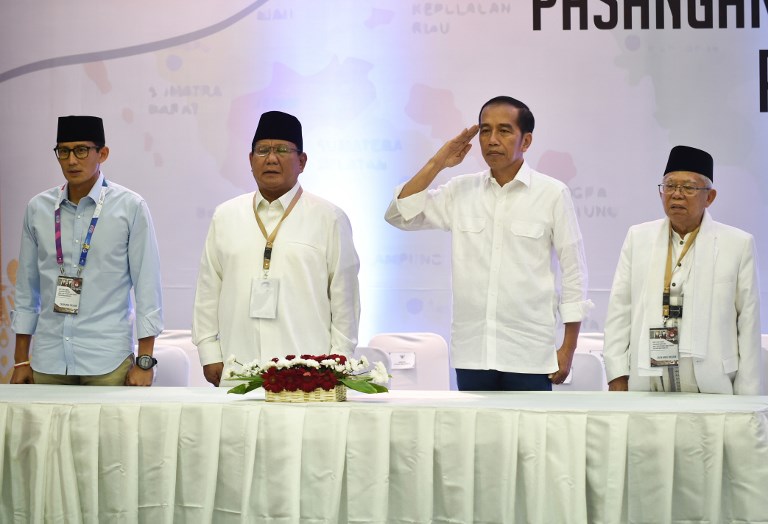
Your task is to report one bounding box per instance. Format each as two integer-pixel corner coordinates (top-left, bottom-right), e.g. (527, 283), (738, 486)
(384, 182), (453, 231)
(128, 200), (164, 339)
(11, 204), (42, 335)
(552, 187), (592, 322)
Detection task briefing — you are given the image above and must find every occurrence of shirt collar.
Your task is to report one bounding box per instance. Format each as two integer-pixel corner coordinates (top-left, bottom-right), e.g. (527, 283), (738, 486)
(85, 172), (107, 202)
(671, 229), (686, 244)
(255, 182), (301, 211)
(59, 172), (106, 205)
(483, 161), (532, 189)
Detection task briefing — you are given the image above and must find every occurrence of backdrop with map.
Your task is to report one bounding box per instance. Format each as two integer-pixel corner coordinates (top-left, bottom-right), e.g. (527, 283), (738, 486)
(1, 1), (766, 382)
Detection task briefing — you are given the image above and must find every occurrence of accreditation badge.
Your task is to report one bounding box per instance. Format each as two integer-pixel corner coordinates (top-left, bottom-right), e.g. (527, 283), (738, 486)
(53, 275), (83, 314)
(649, 326), (679, 367)
(250, 277), (279, 319)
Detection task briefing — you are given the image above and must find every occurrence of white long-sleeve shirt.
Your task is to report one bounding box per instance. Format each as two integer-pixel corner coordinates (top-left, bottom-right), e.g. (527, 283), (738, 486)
(385, 163), (590, 373)
(192, 184), (360, 370)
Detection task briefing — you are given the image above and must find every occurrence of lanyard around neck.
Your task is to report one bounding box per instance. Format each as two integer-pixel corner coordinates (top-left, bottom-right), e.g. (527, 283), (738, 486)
(54, 180), (108, 276)
(662, 224), (699, 318)
(252, 187), (303, 276)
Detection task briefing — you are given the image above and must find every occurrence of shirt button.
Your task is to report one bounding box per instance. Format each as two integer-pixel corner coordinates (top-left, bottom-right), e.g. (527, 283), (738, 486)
(679, 240), (684, 245)
(671, 283), (676, 287)
(65, 337), (70, 341)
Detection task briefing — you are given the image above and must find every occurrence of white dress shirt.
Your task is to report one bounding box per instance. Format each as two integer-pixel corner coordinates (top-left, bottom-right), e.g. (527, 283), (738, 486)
(385, 163), (591, 374)
(651, 229), (700, 392)
(192, 184), (360, 373)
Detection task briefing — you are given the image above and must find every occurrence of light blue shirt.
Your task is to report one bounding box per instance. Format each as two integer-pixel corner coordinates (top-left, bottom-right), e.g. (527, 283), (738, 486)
(11, 172), (163, 375)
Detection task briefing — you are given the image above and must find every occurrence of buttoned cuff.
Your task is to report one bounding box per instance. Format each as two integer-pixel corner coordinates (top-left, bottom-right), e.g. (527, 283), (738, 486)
(558, 299), (594, 323)
(197, 338), (224, 366)
(10, 310), (38, 335)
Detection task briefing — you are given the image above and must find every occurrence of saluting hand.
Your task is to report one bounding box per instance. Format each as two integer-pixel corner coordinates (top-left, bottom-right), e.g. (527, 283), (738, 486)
(398, 125), (481, 199)
(433, 125), (480, 170)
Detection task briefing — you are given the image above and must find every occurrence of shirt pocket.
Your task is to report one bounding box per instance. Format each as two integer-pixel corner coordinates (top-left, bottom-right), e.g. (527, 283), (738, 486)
(508, 220), (548, 267)
(456, 216), (486, 233)
(509, 220), (546, 239)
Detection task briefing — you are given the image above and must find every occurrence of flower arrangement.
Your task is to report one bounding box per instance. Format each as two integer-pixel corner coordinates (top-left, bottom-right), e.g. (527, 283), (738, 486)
(226, 353), (389, 399)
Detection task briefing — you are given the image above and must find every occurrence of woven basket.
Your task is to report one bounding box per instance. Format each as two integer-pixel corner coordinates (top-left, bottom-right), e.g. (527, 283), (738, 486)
(265, 385), (347, 403)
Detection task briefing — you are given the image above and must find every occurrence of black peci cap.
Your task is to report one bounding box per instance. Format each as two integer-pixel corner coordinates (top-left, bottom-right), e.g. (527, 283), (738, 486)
(664, 145), (713, 182)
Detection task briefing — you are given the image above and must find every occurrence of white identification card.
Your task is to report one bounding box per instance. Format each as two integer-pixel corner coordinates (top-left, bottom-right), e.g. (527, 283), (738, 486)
(54, 276), (82, 314)
(649, 326), (679, 367)
(250, 277), (279, 319)
(390, 352), (416, 370)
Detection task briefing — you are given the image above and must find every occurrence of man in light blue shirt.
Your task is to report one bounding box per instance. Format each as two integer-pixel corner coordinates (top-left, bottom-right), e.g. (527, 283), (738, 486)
(10, 116), (163, 386)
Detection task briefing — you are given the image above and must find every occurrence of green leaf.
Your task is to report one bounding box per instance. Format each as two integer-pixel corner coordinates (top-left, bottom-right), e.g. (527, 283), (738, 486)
(227, 383), (250, 395)
(227, 378), (264, 395)
(340, 377), (378, 394)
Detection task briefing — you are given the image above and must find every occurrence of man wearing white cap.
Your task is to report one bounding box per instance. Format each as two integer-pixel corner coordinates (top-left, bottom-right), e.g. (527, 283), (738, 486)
(603, 145), (762, 394)
(192, 111), (360, 386)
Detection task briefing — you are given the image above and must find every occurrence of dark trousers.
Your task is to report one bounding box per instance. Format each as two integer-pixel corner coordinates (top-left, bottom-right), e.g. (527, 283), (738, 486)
(455, 368), (553, 391)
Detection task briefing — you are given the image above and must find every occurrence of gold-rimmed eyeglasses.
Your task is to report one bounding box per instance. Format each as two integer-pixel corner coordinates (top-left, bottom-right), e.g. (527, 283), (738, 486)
(253, 145), (299, 157)
(657, 183), (711, 197)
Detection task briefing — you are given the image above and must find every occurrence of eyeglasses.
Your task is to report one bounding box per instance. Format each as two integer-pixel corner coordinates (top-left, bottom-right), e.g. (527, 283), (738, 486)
(53, 146), (99, 160)
(252, 145), (299, 157)
(657, 183), (711, 197)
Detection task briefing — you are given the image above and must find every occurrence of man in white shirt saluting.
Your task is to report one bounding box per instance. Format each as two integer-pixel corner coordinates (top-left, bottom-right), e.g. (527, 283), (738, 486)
(385, 96), (591, 391)
(193, 111), (361, 386)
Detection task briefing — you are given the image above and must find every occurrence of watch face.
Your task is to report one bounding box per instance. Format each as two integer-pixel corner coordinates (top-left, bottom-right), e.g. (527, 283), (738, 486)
(137, 355), (156, 370)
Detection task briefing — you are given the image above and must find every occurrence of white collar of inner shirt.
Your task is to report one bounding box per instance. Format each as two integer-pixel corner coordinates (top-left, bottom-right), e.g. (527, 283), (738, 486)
(255, 183), (301, 213)
(671, 228), (694, 245)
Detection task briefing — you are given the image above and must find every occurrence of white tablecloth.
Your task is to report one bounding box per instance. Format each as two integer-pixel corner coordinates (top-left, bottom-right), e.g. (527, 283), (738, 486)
(1, 386), (767, 523)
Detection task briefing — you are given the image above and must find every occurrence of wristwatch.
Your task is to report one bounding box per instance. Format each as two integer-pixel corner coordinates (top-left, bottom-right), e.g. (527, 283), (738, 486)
(136, 354), (158, 370)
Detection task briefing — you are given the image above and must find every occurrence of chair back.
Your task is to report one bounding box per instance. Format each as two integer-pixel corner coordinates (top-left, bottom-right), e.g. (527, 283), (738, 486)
(576, 332), (605, 354)
(156, 329), (211, 387)
(368, 332), (450, 390)
(150, 344), (190, 387)
(553, 352), (607, 391)
(353, 346), (392, 388)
